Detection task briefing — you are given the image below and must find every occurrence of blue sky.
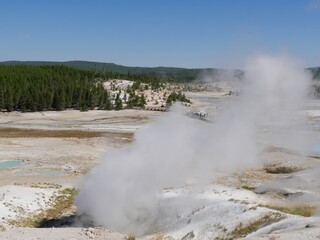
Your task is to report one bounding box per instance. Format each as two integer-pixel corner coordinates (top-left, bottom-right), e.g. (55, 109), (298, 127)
(0, 0), (320, 68)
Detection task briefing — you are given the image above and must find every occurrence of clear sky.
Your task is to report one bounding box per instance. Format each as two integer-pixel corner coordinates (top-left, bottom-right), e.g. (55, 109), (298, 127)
(1, 0), (320, 68)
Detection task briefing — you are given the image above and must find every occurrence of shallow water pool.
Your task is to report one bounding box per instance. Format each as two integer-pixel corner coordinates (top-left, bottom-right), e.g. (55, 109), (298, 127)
(312, 144), (320, 153)
(0, 160), (24, 169)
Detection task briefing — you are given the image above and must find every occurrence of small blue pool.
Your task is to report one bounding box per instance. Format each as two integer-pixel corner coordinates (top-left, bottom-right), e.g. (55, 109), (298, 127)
(0, 160), (24, 169)
(312, 144), (320, 153)
(15, 169), (32, 175)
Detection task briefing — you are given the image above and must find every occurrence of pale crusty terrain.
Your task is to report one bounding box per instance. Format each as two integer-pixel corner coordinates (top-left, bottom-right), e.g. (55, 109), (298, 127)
(0, 109), (162, 238)
(0, 227), (125, 240)
(1, 97), (320, 239)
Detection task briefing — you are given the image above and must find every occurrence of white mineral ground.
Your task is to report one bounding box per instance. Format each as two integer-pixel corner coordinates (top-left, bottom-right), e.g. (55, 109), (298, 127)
(1, 92), (320, 239)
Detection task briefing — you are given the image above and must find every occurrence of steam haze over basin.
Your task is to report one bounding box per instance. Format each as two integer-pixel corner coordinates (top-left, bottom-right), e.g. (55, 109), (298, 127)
(2, 1), (320, 239)
(75, 53), (312, 235)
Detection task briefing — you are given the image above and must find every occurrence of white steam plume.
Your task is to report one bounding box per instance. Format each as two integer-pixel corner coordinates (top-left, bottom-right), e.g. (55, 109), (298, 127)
(75, 53), (311, 235)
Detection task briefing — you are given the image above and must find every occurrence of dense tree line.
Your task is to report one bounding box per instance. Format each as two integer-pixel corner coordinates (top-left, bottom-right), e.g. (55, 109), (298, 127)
(308, 67), (320, 97)
(0, 65), (113, 112)
(126, 92), (146, 109)
(309, 67), (320, 80)
(166, 91), (191, 105)
(1, 61), (205, 82)
(0, 65), (165, 112)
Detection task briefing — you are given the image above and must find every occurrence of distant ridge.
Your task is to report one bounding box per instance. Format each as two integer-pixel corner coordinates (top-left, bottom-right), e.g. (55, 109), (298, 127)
(1, 60), (319, 81)
(0, 60), (230, 82)
(0, 60), (213, 72)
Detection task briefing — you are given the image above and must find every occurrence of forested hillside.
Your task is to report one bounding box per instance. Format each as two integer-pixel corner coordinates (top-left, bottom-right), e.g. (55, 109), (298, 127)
(0, 65), (115, 112)
(1, 61), (219, 82)
(0, 64), (175, 112)
(2, 61), (320, 82)
(1, 63), (320, 113)
(310, 67), (320, 80)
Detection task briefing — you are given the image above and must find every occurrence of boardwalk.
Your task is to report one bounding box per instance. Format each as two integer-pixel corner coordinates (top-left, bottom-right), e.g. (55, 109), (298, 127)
(144, 106), (167, 111)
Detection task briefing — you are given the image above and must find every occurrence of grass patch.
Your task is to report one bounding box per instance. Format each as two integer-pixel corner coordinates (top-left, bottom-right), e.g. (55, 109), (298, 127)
(14, 182), (62, 189)
(0, 225), (5, 232)
(152, 233), (176, 240)
(9, 187), (78, 227)
(181, 231), (195, 239)
(31, 182), (62, 189)
(125, 234), (136, 240)
(231, 213), (284, 238)
(0, 127), (133, 139)
(264, 165), (301, 174)
(241, 185), (255, 191)
(261, 204), (316, 217)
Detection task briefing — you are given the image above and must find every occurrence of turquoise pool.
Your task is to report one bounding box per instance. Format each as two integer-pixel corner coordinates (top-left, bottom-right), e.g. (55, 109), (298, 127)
(0, 160), (24, 169)
(312, 144), (320, 153)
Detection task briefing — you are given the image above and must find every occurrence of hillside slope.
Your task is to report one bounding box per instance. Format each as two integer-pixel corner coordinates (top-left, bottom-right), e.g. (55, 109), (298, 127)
(0, 61), (231, 82)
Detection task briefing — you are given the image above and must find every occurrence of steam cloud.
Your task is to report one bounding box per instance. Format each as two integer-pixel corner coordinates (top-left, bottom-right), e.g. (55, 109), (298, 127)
(75, 53), (311, 234)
